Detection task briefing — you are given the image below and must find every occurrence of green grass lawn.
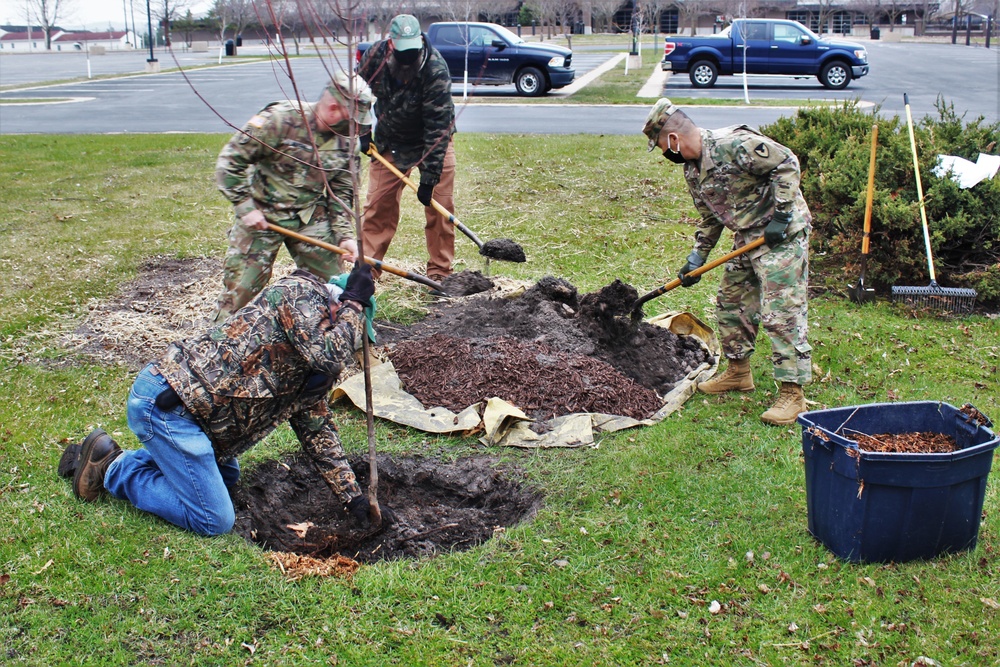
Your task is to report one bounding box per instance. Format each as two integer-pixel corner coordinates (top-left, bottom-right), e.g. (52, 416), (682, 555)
(0, 133), (998, 666)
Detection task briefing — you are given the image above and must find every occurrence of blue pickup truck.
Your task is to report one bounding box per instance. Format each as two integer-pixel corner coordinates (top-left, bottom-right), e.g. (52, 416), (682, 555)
(356, 22), (575, 97)
(661, 19), (869, 90)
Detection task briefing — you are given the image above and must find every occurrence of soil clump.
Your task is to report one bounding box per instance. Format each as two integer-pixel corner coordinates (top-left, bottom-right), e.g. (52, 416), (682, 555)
(231, 453), (540, 562)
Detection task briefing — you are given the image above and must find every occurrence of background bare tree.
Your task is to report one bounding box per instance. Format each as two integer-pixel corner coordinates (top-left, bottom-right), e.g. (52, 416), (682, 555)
(551, 0), (581, 44)
(21, 0), (74, 49)
(589, 0), (622, 32)
(360, 0), (407, 39)
(677, 0), (714, 34)
(211, 0), (255, 45)
(883, 0), (905, 30)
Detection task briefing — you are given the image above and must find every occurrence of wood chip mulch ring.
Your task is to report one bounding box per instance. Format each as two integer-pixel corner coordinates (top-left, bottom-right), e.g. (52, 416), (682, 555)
(266, 551), (360, 580)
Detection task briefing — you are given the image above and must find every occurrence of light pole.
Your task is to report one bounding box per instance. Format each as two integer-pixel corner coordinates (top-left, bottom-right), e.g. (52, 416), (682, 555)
(146, 0), (157, 64)
(122, 0), (130, 45)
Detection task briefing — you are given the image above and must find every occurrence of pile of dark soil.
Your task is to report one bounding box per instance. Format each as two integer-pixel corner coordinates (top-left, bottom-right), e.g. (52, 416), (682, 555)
(231, 453), (540, 562)
(378, 274), (710, 421)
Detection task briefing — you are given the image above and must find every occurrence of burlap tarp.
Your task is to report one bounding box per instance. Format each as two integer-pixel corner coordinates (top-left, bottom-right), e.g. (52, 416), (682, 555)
(332, 311), (720, 448)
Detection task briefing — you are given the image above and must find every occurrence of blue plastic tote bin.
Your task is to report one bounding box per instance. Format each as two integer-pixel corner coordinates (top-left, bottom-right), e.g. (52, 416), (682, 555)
(798, 401), (997, 563)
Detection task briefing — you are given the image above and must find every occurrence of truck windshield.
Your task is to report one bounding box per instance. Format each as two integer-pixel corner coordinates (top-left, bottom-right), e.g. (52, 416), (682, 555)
(489, 24), (525, 45)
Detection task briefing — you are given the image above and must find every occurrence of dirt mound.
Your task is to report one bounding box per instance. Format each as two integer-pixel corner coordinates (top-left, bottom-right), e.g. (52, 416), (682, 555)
(377, 274), (710, 420)
(231, 453), (540, 562)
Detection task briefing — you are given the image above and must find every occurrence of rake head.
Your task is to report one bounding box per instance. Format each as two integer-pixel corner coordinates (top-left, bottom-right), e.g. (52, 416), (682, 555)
(891, 281), (978, 314)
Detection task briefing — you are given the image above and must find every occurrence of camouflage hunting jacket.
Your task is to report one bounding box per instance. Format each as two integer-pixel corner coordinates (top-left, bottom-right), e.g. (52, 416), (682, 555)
(156, 270), (364, 503)
(358, 37), (455, 185)
(216, 100), (359, 240)
(684, 125), (812, 260)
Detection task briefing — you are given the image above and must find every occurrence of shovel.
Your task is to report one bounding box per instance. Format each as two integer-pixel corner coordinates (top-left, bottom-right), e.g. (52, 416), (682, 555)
(630, 237), (767, 320)
(368, 146), (526, 263)
(265, 223), (448, 295)
(848, 124), (878, 304)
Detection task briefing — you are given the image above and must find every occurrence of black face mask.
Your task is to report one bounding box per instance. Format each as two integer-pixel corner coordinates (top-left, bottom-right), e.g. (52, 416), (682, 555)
(662, 149), (687, 164)
(393, 48), (420, 66)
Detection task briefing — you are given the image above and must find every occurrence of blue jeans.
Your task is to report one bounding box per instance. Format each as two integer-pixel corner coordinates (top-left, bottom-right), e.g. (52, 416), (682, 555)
(104, 364), (240, 536)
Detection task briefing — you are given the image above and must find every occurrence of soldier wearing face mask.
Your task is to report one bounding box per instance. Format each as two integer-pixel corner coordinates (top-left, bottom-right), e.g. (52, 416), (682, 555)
(641, 98), (813, 426)
(357, 14), (457, 294)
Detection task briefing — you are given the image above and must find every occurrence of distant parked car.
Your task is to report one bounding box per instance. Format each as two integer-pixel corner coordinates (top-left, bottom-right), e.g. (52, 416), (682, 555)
(661, 19), (870, 90)
(357, 22), (575, 97)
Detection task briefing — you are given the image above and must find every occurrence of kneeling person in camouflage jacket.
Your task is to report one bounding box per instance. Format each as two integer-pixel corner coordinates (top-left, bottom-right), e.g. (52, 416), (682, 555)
(69, 263), (388, 535)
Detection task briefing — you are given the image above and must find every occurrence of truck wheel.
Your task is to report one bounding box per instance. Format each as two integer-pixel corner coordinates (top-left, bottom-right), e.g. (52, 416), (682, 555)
(515, 67), (546, 96)
(688, 61), (718, 88)
(819, 61), (851, 89)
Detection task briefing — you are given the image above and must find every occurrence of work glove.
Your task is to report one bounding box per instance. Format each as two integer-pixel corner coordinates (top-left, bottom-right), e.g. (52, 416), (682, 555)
(339, 261), (375, 309)
(417, 181), (435, 207)
(346, 496), (397, 527)
(765, 210), (792, 247)
(358, 132), (372, 156)
(677, 251), (706, 287)
(330, 272), (377, 343)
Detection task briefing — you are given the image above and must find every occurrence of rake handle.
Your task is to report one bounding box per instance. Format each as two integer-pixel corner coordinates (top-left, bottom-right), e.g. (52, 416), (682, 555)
(633, 237), (767, 311)
(368, 146), (485, 250)
(264, 223), (445, 293)
(904, 93), (937, 283)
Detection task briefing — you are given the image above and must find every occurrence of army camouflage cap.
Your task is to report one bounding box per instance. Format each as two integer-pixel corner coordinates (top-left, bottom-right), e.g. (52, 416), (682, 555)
(642, 97), (681, 151)
(389, 14), (422, 51)
(325, 70), (373, 125)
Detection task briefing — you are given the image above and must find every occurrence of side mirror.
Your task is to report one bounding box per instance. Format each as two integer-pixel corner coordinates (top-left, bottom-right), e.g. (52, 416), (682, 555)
(800, 36), (812, 45)
(491, 39), (506, 49)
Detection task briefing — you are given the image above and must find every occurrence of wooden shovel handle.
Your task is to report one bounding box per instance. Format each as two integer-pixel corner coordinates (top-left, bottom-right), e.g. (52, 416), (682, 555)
(367, 146), (485, 249)
(862, 125), (878, 256)
(633, 237), (767, 311)
(264, 223), (446, 293)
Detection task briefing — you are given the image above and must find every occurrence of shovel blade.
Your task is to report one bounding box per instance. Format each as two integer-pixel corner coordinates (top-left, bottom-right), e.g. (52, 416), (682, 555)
(848, 276), (875, 304)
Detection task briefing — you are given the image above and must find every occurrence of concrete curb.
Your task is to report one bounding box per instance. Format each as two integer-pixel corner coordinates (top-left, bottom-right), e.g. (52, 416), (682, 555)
(637, 65), (668, 98)
(557, 53), (627, 95)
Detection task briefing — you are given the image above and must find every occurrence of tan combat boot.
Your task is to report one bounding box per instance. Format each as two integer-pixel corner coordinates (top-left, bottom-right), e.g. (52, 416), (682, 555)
(760, 382), (806, 426)
(698, 358), (754, 394)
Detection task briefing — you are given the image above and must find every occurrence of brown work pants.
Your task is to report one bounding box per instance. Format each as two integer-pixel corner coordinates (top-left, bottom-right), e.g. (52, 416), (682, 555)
(361, 141), (456, 280)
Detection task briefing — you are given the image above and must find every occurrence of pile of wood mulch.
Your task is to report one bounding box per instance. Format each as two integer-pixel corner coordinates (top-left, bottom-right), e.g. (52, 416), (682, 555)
(389, 334), (664, 421)
(847, 430), (959, 454)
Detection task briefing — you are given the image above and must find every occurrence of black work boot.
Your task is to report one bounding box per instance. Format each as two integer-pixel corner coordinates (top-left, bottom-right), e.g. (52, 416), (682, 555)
(72, 429), (122, 502)
(58, 442), (83, 479)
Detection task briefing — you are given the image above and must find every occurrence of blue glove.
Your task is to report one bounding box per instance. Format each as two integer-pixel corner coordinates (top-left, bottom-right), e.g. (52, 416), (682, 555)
(678, 251), (706, 287)
(417, 182), (434, 207)
(358, 132), (372, 156)
(765, 210), (792, 247)
(330, 269), (377, 343)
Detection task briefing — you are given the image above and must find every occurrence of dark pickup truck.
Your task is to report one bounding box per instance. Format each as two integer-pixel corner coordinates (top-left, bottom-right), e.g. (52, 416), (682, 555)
(661, 19), (869, 90)
(356, 21), (575, 97)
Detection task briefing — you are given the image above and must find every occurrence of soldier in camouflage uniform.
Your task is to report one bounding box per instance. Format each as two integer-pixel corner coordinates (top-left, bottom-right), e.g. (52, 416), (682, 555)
(357, 14), (457, 288)
(213, 70), (373, 323)
(68, 264), (395, 535)
(642, 98), (812, 425)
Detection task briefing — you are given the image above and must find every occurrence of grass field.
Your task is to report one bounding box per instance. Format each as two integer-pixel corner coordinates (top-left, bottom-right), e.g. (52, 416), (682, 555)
(0, 133), (998, 666)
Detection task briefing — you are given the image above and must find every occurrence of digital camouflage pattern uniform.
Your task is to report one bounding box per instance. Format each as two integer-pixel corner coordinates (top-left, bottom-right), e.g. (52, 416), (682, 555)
(214, 100), (360, 321)
(357, 37), (457, 279)
(157, 269), (364, 503)
(684, 125), (813, 385)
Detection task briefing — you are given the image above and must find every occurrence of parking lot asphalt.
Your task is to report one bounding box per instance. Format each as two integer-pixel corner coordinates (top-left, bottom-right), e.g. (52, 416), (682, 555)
(0, 40), (996, 135)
